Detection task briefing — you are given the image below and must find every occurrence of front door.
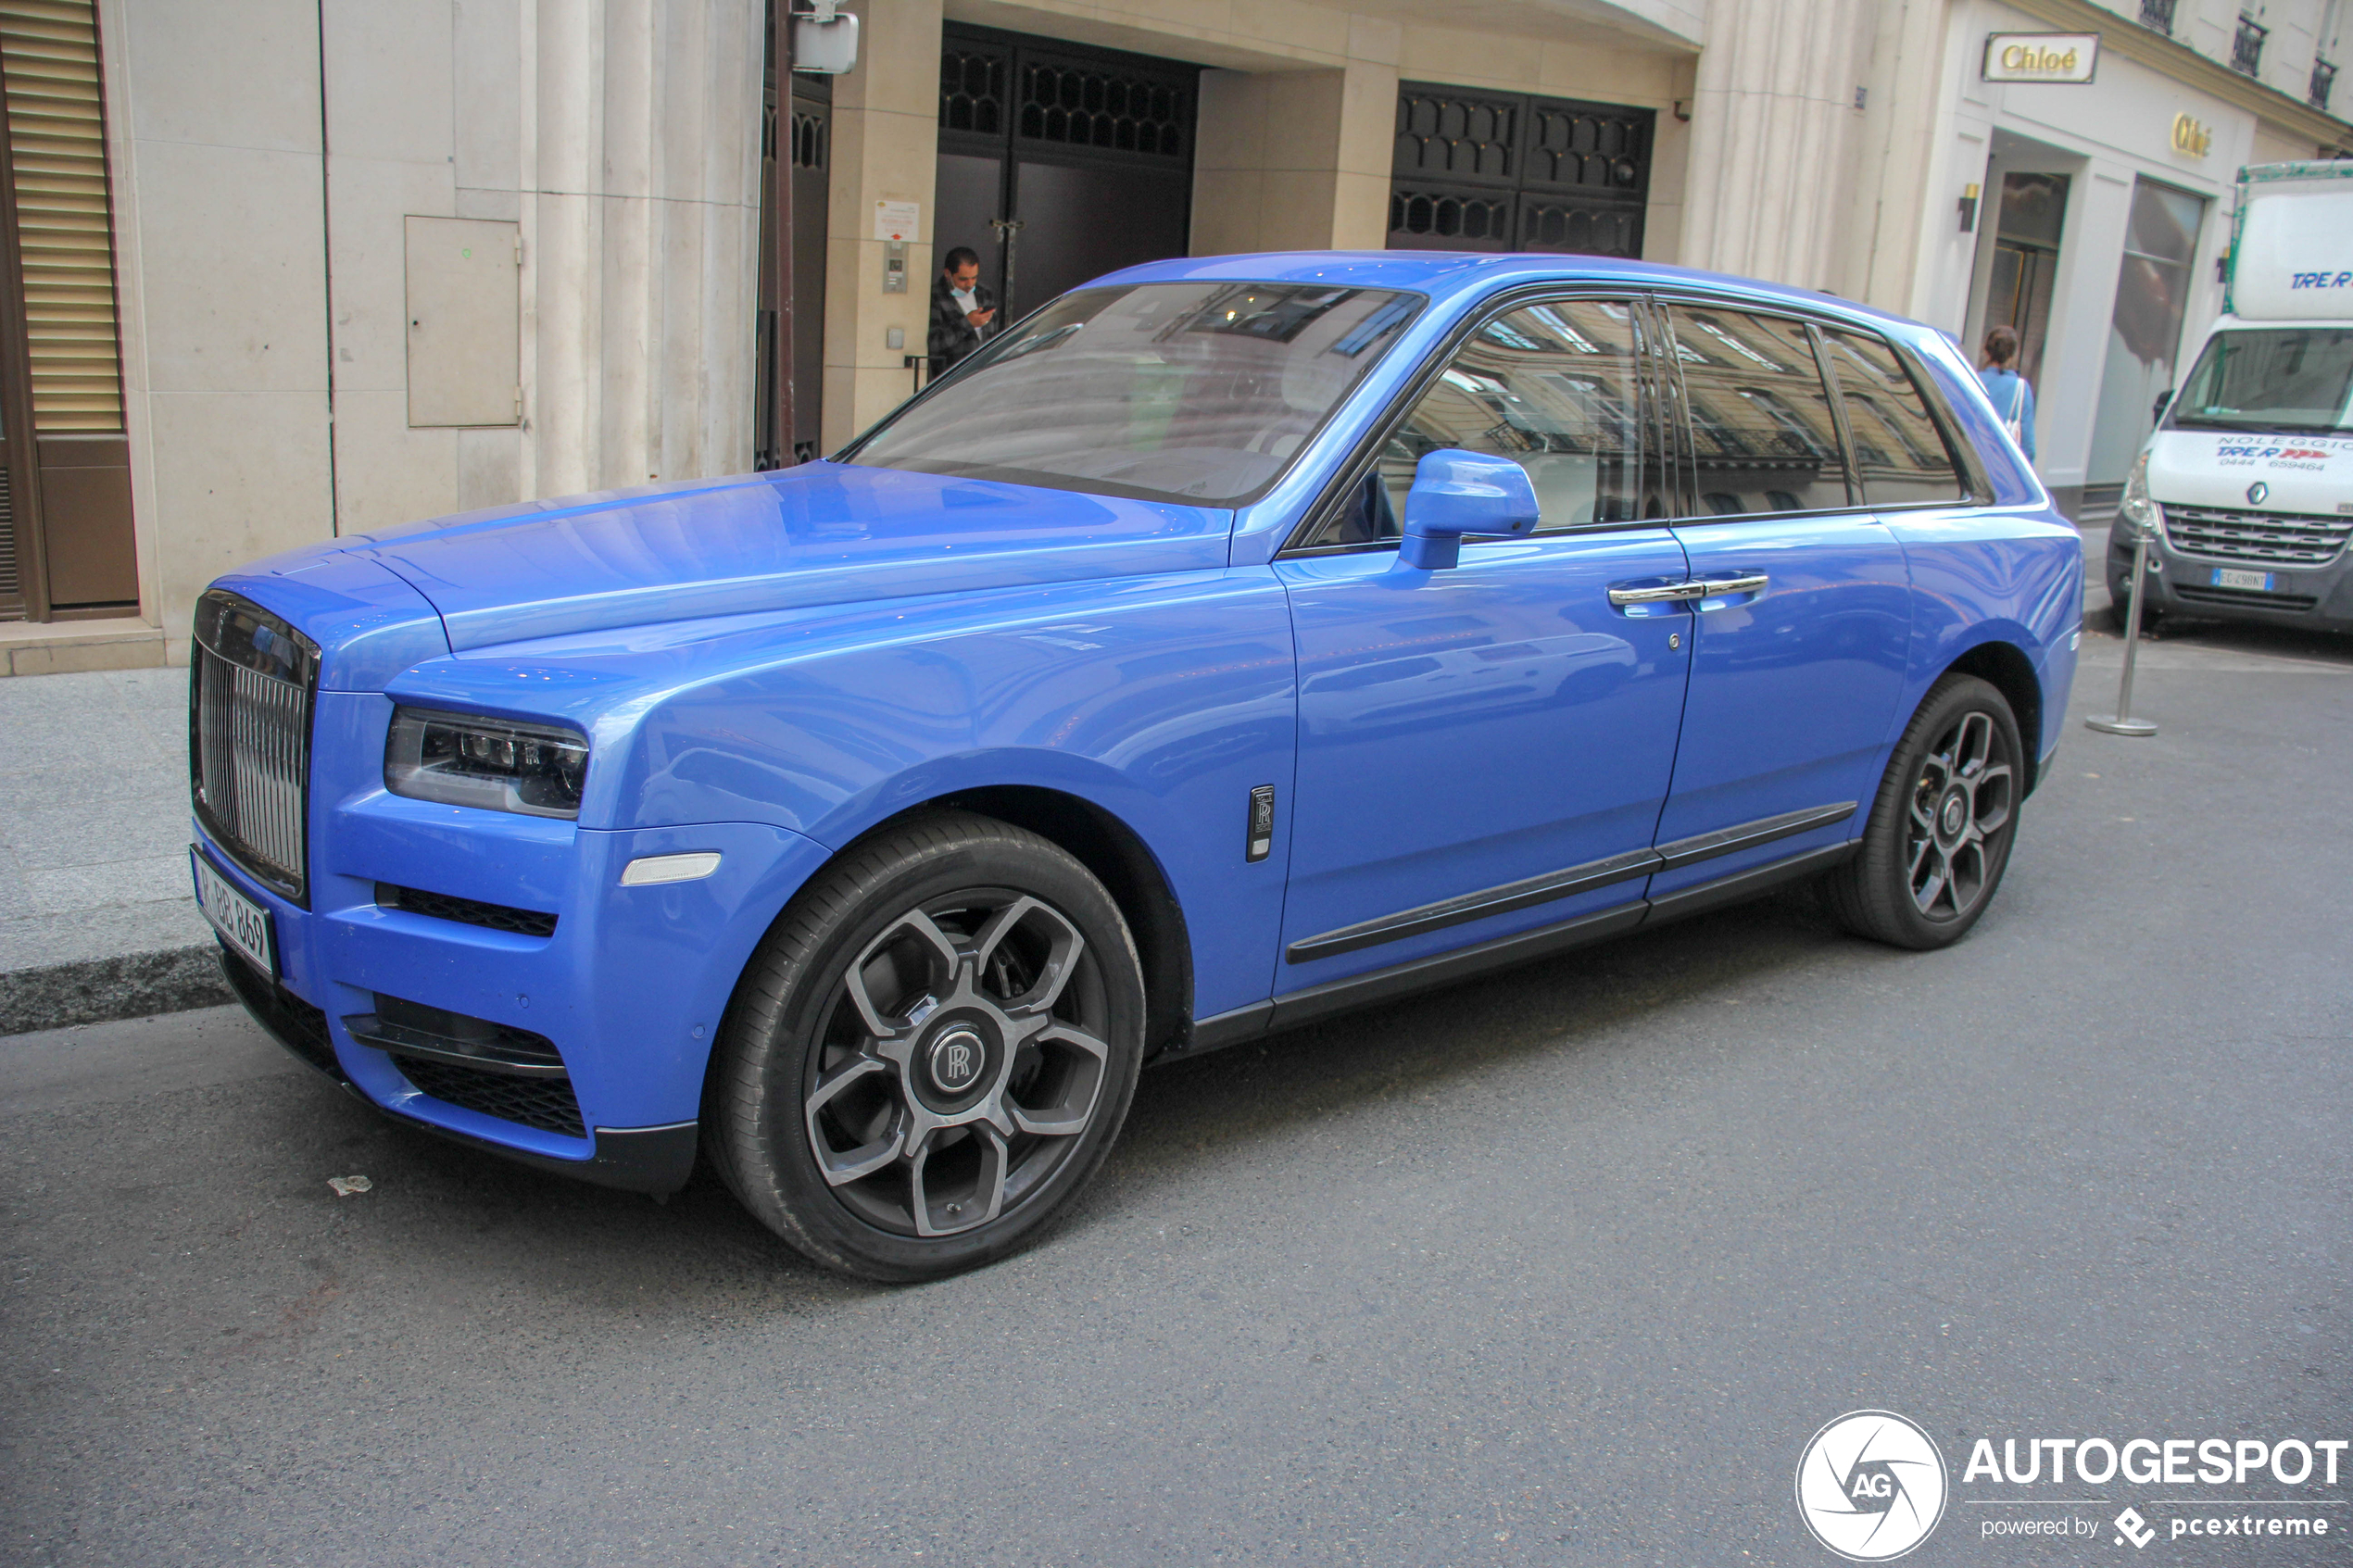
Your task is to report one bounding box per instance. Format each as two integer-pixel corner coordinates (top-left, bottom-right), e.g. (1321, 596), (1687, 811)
(1275, 295), (1691, 988)
(935, 27), (1197, 324)
(1647, 304), (1913, 897)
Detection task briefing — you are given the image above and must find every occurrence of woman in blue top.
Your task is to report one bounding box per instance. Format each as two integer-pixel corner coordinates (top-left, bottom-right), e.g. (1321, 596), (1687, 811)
(1977, 323), (2036, 463)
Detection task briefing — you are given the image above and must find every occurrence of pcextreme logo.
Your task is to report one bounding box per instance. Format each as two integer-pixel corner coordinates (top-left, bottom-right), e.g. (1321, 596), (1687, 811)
(1795, 1411), (1949, 1561)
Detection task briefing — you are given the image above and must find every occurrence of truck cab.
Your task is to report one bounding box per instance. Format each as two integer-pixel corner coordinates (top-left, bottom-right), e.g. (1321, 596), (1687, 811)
(2111, 162), (2353, 632)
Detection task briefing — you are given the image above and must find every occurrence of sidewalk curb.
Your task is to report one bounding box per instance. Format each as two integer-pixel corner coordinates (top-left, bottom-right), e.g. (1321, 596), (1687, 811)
(0, 944), (233, 1036)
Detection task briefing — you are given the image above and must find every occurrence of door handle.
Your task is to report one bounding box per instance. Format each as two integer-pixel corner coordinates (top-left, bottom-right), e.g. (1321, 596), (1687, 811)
(1606, 581), (1708, 606)
(1696, 573), (1768, 601)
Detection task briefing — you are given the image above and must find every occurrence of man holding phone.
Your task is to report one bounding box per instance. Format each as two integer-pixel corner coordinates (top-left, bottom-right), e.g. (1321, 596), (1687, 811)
(927, 246), (999, 379)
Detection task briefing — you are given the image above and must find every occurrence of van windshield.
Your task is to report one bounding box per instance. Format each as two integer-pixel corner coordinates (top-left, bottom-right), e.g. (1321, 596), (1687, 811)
(2168, 328), (2353, 434)
(846, 282), (1422, 506)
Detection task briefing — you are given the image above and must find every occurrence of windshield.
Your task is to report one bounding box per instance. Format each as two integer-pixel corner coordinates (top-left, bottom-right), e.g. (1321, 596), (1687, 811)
(847, 282), (1422, 506)
(2168, 328), (2353, 433)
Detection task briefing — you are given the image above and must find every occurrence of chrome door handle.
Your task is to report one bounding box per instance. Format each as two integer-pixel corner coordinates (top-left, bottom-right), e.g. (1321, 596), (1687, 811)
(1607, 581), (1709, 606)
(1697, 573), (1768, 596)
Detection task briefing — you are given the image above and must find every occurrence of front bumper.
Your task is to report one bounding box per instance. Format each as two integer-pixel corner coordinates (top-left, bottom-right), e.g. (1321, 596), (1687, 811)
(197, 688), (836, 1192)
(2108, 527), (2353, 632)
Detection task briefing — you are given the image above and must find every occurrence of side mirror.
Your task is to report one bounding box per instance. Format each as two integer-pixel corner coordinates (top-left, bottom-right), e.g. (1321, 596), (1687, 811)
(1399, 449), (1539, 571)
(2152, 387), (2173, 425)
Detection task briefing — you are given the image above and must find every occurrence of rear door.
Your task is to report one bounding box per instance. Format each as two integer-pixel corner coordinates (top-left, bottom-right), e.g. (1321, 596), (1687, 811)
(1273, 295), (1692, 987)
(1645, 303), (1913, 901)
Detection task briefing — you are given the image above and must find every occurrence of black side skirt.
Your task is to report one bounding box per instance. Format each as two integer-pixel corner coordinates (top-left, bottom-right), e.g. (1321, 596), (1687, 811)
(1176, 839), (1857, 1060)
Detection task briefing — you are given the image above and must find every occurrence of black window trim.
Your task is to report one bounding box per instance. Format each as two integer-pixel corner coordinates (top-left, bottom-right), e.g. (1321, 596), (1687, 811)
(1277, 284), (1680, 559)
(1648, 286), (1992, 521)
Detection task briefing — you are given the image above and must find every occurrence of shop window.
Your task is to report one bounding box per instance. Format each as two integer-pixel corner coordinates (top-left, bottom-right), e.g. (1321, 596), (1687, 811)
(2085, 180), (2207, 486)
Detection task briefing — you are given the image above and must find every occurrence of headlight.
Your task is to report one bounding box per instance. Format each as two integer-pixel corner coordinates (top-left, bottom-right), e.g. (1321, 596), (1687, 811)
(384, 707), (588, 819)
(2116, 450), (2161, 542)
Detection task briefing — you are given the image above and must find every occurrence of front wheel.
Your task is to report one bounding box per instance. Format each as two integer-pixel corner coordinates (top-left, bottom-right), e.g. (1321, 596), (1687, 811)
(1825, 674), (2024, 950)
(706, 813), (1146, 1282)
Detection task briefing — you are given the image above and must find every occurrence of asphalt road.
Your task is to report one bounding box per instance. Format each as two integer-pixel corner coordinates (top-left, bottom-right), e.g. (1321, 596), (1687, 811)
(6, 611), (2350, 1568)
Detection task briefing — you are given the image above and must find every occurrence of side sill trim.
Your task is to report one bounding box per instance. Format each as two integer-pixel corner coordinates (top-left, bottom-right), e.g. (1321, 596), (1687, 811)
(1284, 801), (1856, 963)
(1651, 800), (1856, 870)
(1182, 836), (1864, 1057)
(1285, 847), (1657, 962)
(1642, 840), (1856, 926)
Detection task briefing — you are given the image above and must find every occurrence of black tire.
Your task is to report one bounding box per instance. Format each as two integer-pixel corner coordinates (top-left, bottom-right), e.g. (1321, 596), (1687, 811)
(706, 812), (1145, 1282)
(1825, 674), (2024, 950)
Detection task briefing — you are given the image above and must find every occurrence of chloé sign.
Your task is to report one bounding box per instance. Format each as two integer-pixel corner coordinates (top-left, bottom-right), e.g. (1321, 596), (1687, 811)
(1982, 31), (2101, 83)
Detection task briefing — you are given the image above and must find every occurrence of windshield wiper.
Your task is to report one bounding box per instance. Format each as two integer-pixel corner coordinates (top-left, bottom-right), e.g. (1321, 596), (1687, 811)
(2171, 416), (2351, 434)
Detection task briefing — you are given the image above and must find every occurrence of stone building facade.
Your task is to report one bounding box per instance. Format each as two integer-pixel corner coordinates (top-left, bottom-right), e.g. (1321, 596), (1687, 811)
(0, 0), (2342, 671)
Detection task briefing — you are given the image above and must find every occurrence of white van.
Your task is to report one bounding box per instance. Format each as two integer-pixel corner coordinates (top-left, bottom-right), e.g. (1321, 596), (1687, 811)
(2109, 161), (2353, 632)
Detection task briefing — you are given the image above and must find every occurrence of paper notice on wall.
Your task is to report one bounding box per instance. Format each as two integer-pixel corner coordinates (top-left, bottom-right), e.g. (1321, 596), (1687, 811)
(874, 200), (920, 242)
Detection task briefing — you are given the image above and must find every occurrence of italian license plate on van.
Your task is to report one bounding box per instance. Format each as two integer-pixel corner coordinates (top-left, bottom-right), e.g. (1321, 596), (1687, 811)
(2212, 567), (2277, 593)
(191, 847), (274, 976)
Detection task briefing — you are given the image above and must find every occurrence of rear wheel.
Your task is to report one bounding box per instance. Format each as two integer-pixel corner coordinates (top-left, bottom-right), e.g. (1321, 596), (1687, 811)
(1826, 674), (2023, 950)
(707, 813), (1145, 1282)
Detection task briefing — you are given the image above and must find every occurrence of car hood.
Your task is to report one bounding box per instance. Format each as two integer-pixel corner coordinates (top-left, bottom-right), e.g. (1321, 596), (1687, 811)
(2146, 429), (2353, 514)
(327, 462), (1233, 652)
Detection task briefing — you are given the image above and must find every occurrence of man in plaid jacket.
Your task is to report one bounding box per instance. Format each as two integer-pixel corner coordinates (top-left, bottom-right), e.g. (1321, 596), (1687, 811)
(928, 246), (999, 378)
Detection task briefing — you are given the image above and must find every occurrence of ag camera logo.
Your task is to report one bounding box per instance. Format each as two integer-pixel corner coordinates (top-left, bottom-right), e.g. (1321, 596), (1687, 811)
(1796, 1411), (1949, 1561)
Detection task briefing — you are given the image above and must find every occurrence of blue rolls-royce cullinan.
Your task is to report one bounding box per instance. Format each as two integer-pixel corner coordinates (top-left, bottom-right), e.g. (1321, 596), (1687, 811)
(189, 252), (2081, 1280)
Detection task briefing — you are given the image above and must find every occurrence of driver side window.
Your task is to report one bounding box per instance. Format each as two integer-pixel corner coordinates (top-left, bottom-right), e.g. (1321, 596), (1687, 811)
(1301, 297), (1655, 548)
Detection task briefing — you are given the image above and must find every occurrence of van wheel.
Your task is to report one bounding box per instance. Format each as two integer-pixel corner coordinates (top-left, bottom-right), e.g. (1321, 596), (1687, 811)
(706, 813), (1145, 1282)
(1826, 674), (2023, 950)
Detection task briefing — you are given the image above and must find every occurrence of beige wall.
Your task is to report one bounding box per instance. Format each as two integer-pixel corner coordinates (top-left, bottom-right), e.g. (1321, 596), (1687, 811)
(100, 0), (764, 661)
(104, 0), (333, 662)
(821, 0), (943, 454)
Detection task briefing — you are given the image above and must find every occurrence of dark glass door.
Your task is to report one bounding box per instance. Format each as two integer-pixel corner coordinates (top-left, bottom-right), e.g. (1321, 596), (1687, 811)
(935, 26), (1197, 326)
(1986, 172), (2068, 389)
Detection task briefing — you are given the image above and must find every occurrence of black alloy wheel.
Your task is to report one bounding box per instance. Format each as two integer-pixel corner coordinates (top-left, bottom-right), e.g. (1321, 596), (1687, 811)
(707, 813), (1145, 1282)
(1826, 673), (2023, 950)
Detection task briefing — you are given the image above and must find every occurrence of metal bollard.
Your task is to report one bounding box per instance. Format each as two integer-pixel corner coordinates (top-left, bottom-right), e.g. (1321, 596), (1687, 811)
(2085, 533), (2158, 737)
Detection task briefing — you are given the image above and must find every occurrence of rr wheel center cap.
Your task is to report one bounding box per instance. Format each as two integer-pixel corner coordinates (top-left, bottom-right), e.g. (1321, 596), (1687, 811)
(1939, 789), (1968, 840)
(925, 1026), (988, 1096)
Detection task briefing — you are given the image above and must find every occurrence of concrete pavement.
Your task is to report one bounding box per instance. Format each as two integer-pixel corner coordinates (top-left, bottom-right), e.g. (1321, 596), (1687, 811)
(0, 666), (223, 1034)
(4, 613), (2348, 1566)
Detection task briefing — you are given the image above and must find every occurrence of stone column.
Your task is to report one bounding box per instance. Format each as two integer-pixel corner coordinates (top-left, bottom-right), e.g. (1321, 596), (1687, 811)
(1192, 51), (1397, 255)
(515, 0), (763, 500)
(1679, 0), (1875, 291)
(819, 0), (939, 453)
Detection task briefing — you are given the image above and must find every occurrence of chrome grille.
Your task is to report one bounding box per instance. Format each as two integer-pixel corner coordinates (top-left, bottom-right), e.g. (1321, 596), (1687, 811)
(2161, 505), (2353, 567)
(190, 590), (319, 901)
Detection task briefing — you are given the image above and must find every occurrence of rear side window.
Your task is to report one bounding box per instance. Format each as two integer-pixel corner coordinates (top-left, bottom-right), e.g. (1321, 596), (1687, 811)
(1819, 328), (1968, 507)
(1667, 307), (1852, 515)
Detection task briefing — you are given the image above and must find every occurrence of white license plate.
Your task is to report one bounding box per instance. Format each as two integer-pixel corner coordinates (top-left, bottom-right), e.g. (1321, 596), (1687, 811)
(191, 847), (274, 976)
(2212, 567), (2277, 593)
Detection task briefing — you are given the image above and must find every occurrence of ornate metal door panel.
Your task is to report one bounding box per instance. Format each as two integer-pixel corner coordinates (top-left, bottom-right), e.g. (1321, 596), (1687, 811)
(1389, 82), (1654, 259)
(937, 26), (1197, 321)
